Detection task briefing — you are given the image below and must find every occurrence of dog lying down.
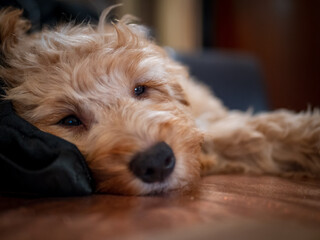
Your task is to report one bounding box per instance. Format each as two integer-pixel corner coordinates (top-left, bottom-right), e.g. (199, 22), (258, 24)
(0, 6), (319, 195)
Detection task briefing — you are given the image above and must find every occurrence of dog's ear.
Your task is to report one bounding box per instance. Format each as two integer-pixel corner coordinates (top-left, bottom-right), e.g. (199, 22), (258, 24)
(0, 8), (30, 60)
(168, 81), (190, 106)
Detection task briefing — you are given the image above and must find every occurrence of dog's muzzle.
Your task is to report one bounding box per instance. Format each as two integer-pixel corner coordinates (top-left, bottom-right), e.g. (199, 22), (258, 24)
(129, 142), (175, 183)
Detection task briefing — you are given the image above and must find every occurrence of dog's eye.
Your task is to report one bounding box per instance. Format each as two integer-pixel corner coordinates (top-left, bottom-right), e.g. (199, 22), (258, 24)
(134, 85), (146, 96)
(59, 115), (82, 126)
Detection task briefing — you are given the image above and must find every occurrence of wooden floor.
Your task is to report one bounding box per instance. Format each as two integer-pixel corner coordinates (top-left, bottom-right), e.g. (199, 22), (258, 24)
(0, 175), (320, 240)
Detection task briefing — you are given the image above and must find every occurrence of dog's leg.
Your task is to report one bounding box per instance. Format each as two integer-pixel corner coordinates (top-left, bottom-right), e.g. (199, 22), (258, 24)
(200, 110), (320, 177)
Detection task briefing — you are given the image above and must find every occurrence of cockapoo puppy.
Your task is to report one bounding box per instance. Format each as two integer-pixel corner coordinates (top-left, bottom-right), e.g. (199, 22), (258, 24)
(0, 7), (319, 195)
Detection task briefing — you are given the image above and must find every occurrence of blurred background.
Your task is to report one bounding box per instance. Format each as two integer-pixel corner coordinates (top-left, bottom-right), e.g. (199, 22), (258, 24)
(1, 0), (319, 112)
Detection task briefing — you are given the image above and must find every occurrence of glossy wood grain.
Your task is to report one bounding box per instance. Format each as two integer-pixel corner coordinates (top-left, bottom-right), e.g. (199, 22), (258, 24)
(0, 175), (319, 240)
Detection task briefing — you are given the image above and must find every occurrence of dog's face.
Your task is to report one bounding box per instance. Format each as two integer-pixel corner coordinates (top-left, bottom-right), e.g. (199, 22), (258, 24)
(0, 8), (203, 195)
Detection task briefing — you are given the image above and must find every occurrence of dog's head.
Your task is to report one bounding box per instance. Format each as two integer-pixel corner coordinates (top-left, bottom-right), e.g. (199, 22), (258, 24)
(0, 7), (203, 195)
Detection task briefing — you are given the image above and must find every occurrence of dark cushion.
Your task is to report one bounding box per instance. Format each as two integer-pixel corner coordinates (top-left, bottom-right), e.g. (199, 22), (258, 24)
(0, 83), (94, 197)
(171, 50), (269, 112)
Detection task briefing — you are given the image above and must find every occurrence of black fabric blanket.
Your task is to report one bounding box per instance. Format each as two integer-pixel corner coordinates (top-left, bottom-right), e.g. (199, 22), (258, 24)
(0, 83), (94, 197)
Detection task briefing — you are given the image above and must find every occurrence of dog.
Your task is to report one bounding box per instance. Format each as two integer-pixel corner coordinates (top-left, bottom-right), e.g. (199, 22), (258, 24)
(0, 6), (319, 195)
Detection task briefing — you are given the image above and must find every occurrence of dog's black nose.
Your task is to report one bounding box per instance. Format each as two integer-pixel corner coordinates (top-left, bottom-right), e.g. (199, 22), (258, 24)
(129, 142), (175, 183)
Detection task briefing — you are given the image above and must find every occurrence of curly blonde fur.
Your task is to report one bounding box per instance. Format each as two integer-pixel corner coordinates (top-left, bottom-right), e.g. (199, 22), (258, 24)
(0, 7), (319, 195)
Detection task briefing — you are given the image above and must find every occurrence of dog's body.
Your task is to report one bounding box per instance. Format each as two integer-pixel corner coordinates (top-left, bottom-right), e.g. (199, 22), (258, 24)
(1, 7), (319, 195)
